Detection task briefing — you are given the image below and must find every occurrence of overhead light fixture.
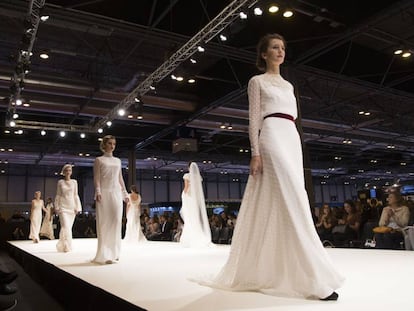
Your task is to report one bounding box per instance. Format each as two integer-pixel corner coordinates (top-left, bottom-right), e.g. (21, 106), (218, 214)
(269, 5), (279, 13)
(134, 97), (140, 102)
(98, 128), (103, 133)
(188, 78), (195, 84)
(253, 7), (263, 16)
(190, 58), (197, 64)
(219, 34), (227, 41)
(118, 108), (125, 116)
(171, 74), (177, 80)
(106, 121), (112, 127)
(9, 120), (16, 127)
(239, 12), (248, 19)
(283, 9), (294, 18)
(40, 15), (50, 22)
(402, 51), (411, 58)
(39, 52), (49, 59)
(394, 49), (403, 55)
(12, 113), (19, 119)
(197, 46), (205, 52)
(80, 133), (86, 138)
(176, 76), (184, 82)
(59, 131), (66, 137)
(40, 130), (46, 136)
(15, 99), (22, 106)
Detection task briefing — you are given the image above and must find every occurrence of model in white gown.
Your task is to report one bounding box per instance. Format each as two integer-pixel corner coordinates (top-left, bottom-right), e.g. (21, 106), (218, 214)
(179, 162), (212, 248)
(124, 186), (147, 243)
(93, 135), (129, 264)
(199, 34), (344, 300)
(40, 198), (55, 240)
(29, 191), (44, 243)
(55, 164), (82, 252)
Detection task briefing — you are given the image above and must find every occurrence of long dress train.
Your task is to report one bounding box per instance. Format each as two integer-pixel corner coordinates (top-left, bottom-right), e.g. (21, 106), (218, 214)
(179, 163), (212, 248)
(124, 194), (147, 243)
(40, 202), (55, 240)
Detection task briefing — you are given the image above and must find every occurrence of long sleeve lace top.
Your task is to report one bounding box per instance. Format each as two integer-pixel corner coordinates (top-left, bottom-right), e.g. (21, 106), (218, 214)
(247, 73), (297, 156)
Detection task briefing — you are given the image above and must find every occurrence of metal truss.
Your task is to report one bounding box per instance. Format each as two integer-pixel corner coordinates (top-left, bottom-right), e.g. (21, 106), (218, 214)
(7, 0), (46, 117)
(93, 0), (258, 130)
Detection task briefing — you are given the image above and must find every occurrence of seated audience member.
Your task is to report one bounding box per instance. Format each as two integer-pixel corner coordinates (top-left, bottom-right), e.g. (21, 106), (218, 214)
(375, 191), (410, 249)
(332, 199), (361, 246)
(148, 214), (173, 241)
(145, 216), (160, 240)
(316, 204), (337, 242)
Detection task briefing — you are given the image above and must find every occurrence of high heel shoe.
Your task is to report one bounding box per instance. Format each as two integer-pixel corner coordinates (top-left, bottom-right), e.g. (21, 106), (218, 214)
(319, 292), (338, 301)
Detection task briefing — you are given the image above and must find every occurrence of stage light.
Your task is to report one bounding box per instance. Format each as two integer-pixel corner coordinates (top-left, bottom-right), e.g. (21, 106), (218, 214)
(134, 97), (140, 102)
(40, 52), (49, 59)
(219, 34), (227, 41)
(98, 128), (103, 133)
(190, 58), (197, 64)
(254, 7), (263, 16)
(40, 15), (49, 22)
(15, 99), (22, 106)
(40, 130), (46, 136)
(188, 78), (195, 84)
(59, 131), (66, 137)
(80, 133), (86, 138)
(269, 5), (279, 13)
(118, 108), (125, 116)
(9, 120), (16, 127)
(197, 46), (205, 52)
(402, 51), (411, 58)
(171, 74), (177, 80)
(239, 12), (247, 19)
(12, 113), (19, 119)
(393, 49), (403, 55)
(106, 121), (112, 127)
(283, 9), (294, 18)
(176, 76), (184, 82)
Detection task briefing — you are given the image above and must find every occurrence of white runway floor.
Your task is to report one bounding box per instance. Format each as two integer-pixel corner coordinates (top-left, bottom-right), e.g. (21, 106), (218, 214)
(8, 239), (414, 311)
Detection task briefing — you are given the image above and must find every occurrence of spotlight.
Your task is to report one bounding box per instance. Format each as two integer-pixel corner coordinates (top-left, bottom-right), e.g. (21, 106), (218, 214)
(402, 51), (411, 58)
(98, 128), (103, 133)
(39, 52), (49, 59)
(80, 133), (86, 138)
(269, 5), (279, 13)
(134, 97), (140, 102)
(106, 121), (112, 127)
(283, 9), (294, 18)
(253, 7), (263, 16)
(15, 99), (22, 106)
(12, 113), (19, 119)
(40, 15), (50, 22)
(219, 34), (227, 41)
(9, 120), (16, 127)
(197, 46), (205, 52)
(171, 74), (177, 80)
(40, 130), (46, 136)
(190, 58), (197, 64)
(188, 78), (196, 84)
(176, 76), (184, 82)
(59, 131), (66, 137)
(118, 108), (125, 116)
(393, 49), (403, 55)
(239, 12), (248, 19)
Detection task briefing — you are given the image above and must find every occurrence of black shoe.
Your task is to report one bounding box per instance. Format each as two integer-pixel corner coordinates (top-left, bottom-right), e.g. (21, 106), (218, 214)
(0, 284), (18, 295)
(0, 271), (17, 285)
(0, 298), (17, 311)
(320, 292), (338, 301)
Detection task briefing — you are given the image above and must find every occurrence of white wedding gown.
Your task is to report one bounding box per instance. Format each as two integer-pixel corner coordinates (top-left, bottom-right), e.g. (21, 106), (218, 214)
(29, 199), (43, 241)
(55, 179), (82, 252)
(40, 202), (55, 240)
(124, 194), (147, 243)
(200, 73), (344, 299)
(93, 153), (128, 264)
(179, 164), (212, 248)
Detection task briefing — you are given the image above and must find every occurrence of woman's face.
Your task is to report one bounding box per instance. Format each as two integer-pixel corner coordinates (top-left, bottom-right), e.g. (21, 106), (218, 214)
(262, 38), (285, 67)
(344, 203), (352, 213)
(104, 138), (116, 153)
(35, 191), (41, 199)
(64, 166), (72, 177)
(388, 193), (397, 204)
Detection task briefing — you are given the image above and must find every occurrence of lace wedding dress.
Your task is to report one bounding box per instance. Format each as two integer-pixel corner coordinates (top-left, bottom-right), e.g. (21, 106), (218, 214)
(198, 73), (344, 299)
(179, 163), (212, 248)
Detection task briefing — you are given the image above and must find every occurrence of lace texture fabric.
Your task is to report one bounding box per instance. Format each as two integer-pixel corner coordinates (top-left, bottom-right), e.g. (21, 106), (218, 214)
(198, 74), (344, 299)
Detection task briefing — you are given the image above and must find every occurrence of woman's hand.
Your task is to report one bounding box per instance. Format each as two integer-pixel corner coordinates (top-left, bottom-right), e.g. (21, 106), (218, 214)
(96, 194), (102, 203)
(250, 155), (263, 177)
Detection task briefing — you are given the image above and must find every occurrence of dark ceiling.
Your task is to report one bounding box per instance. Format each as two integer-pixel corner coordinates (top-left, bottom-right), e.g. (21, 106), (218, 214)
(0, 0), (414, 187)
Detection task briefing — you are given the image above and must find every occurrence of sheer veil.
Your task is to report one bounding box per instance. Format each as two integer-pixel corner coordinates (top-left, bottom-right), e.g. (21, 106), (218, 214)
(189, 162), (211, 241)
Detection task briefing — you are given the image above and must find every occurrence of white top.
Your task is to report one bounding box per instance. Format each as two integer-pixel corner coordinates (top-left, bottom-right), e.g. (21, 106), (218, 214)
(248, 73), (297, 156)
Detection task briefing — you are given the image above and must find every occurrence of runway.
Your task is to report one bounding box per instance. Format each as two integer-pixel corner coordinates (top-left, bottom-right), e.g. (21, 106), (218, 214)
(7, 239), (414, 310)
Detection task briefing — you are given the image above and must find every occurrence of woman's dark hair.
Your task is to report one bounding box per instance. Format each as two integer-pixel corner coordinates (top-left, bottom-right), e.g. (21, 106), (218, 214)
(344, 199), (357, 213)
(256, 33), (286, 72)
(130, 184), (138, 193)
